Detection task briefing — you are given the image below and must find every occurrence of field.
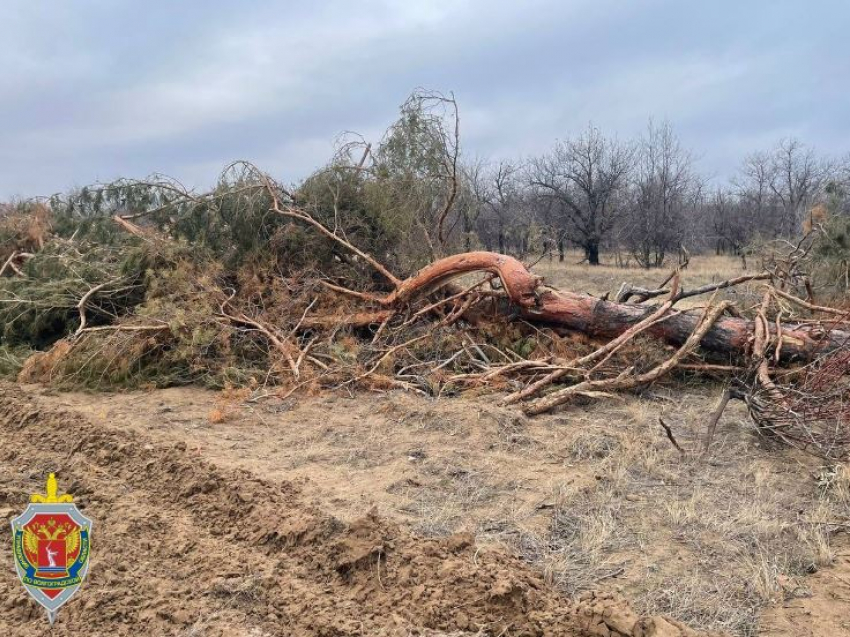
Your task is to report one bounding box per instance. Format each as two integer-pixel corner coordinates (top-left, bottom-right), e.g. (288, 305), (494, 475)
(1, 254), (849, 637)
(533, 251), (755, 307)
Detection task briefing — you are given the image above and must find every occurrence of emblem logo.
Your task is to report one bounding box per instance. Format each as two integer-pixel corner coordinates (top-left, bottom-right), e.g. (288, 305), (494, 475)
(10, 473), (92, 625)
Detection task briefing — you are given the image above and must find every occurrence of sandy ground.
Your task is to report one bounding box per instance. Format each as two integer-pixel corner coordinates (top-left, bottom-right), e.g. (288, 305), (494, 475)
(0, 381), (848, 636)
(760, 556), (850, 636)
(0, 382), (723, 637)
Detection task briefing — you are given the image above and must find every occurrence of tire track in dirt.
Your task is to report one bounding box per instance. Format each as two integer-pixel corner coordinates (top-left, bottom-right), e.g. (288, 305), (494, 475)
(0, 383), (714, 636)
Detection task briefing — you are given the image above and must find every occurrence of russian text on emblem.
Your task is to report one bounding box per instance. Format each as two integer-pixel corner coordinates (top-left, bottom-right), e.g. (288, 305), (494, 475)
(10, 473), (92, 625)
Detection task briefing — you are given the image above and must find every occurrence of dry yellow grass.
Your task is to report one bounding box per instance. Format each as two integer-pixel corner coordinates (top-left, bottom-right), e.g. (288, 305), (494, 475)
(531, 250), (759, 309)
(43, 383), (850, 636)
(20, 251), (842, 637)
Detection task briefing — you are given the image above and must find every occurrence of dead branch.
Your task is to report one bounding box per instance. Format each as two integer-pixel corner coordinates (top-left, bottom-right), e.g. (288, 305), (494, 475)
(752, 292), (784, 403)
(77, 324), (169, 334)
(678, 363), (745, 373)
(524, 301), (731, 415)
(658, 418), (686, 455)
(703, 387), (733, 457)
(355, 143), (372, 175)
(345, 333), (432, 387)
(770, 286), (850, 317)
(616, 272), (771, 304)
(112, 214), (154, 239)
(219, 298), (301, 378)
(0, 251), (19, 277)
(74, 279), (122, 338)
(673, 272), (772, 301)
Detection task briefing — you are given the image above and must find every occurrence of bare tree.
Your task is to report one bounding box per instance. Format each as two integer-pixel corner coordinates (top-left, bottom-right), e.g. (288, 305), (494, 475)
(530, 189), (567, 261)
(472, 160), (545, 257)
(732, 150), (780, 239)
(679, 177), (707, 254)
(727, 139), (834, 246)
(768, 138), (831, 237)
(709, 188), (752, 257)
(528, 125), (634, 265)
(625, 121), (696, 268)
(489, 161), (521, 254)
(455, 160), (486, 252)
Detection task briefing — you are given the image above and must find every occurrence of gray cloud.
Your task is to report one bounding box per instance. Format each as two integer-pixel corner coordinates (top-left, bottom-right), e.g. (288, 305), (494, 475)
(1, 0), (847, 198)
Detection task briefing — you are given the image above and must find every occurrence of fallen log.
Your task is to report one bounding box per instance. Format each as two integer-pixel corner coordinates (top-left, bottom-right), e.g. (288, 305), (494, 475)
(373, 251), (849, 363)
(523, 288), (849, 362)
(260, 173), (849, 364)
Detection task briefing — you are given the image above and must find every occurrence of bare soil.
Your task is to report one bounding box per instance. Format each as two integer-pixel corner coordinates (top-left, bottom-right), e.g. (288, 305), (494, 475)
(0, 382), (720, 637)
(1, 380), (849, 636)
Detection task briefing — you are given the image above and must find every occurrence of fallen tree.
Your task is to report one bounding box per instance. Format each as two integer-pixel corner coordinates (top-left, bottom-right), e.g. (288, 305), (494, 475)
(3, 162), (849, 459)
(348, 250), (848, 362)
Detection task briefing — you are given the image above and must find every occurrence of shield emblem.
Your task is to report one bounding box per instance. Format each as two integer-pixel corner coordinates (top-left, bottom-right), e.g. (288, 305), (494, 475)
(10, 474), (92, 625)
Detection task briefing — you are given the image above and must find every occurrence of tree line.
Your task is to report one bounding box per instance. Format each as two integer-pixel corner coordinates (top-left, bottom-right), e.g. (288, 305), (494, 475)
(296, 92), (850, 270)
(5, 90), (848, 273)
(466, 124), (848, 267)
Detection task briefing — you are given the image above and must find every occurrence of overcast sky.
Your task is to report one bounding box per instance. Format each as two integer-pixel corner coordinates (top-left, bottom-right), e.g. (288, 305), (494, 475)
(1, 1), (847, 198)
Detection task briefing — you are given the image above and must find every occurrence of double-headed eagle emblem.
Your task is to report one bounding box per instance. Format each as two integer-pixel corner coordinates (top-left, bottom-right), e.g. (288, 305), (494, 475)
(23, 520), (81, 557)
(10, 473), (93, 625)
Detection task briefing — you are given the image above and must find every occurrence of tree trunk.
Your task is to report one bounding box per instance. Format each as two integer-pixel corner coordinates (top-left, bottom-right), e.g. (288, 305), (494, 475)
(378, 251), (849, 363)
(587, 242), (600, 266)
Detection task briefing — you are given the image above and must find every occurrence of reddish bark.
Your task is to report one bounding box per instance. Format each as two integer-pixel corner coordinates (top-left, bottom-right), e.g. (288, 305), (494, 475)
(384, 251), (849, 363)
(386, 251), (542, 307)
(523, 288), (850, 361)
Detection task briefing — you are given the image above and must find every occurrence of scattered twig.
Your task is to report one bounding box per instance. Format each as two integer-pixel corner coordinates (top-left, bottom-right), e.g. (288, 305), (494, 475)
(74, 279), (122, 338)
(658, 418), (686, 455)
(0, 251), (19, 277)
(524, 299), (731, 415)
(703, 387), (732, 457)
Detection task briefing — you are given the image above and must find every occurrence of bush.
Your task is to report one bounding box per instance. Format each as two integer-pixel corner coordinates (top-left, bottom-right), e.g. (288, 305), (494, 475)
(810, 214), (850, 301)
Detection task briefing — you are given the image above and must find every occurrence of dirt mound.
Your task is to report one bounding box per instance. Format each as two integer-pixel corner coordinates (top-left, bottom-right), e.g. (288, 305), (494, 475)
(0, 383), (715, 636)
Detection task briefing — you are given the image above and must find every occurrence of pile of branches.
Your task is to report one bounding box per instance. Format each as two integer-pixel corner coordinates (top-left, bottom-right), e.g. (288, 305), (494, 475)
(2, 163), (849, 459)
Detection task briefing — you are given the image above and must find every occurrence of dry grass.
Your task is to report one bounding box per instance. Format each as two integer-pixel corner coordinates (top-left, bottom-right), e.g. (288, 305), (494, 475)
(38, 253), (848, 636)
(381, 392), (848, 636)
(532, 249), (761, 308)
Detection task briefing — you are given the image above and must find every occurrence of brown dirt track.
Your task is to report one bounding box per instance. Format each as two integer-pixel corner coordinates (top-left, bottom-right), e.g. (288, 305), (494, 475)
(0, 383), (712, 637)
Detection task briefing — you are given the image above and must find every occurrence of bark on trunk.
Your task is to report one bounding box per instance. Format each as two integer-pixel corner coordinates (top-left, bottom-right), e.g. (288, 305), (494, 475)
(523, 289), (848, 362)
(381, 251), (849, 363)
